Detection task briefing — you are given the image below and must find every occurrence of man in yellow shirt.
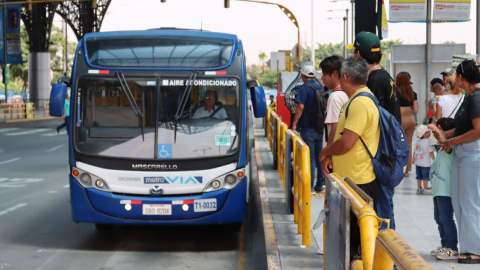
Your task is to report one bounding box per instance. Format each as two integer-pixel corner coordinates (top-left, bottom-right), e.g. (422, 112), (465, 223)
(319, 57), (381, 259)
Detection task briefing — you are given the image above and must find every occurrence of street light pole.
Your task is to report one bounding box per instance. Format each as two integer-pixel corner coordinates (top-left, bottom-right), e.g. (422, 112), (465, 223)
(311, 0), (315, 67)
(343, 17), (347, 58)
(477, 0), (479, 55)
(234, 0), (301, 62)
(345, 9), (349, 47)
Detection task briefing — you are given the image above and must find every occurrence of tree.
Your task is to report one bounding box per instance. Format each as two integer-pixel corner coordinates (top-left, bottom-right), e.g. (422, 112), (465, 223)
(259, 70), (278, 88)
(258, 51), (267, 73)
(49, 24), (77, 84)
(303, 42), (344, 64)
(9, 24), (78, 93)
(247, 64), (261, 82)
(9, 25), (30, 92)
(380, 39), (403, 67)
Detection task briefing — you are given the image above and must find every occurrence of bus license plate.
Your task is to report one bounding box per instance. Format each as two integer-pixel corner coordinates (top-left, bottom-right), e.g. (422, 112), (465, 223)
(194, 198), (217, 212)
(142, 204), (172, 215)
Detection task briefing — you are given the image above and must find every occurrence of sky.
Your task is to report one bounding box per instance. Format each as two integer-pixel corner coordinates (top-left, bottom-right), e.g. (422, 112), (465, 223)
(74, 0), (479, 65)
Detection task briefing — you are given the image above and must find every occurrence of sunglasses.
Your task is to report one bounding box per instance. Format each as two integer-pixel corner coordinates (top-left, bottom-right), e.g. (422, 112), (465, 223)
(204, 96), (215, 99)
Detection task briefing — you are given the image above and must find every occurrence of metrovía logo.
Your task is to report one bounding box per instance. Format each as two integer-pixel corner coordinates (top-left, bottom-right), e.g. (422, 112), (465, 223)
(144, 176), (203, 184)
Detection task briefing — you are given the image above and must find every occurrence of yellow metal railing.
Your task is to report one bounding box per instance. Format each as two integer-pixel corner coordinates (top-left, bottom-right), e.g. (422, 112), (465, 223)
(293, 137), (311, 247)
(44, 101), (50, 117)
(326, 173), (432, 270)
(268, 110), (279, 157)
(0, 102), (35, 121)
(277, 121), (288, 187)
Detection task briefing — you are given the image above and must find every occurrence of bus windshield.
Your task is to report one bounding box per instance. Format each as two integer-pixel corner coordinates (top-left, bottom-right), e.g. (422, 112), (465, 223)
(75, 76), (240, 160)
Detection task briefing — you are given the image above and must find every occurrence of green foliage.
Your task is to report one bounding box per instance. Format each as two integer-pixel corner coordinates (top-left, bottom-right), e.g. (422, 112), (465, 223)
(9, 25), (29, 91)
(8, 24), (78, 93)
(49, 24), (77, 84)
(247, 65), (261, 81)
(380, 39), (403, 67)
(303, 43), (344, 64)
(300, 40), (403, 69)
(259, 70), (278, 88)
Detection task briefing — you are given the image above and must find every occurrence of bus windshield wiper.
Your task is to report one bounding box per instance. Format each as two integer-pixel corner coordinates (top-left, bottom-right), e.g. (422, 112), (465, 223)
(173, 71), (197, 143)
(115, 71), (145, 141)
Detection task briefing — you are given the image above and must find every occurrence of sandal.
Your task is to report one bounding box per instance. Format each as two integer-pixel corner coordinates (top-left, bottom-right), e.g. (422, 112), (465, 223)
(458, 253), (480, 264)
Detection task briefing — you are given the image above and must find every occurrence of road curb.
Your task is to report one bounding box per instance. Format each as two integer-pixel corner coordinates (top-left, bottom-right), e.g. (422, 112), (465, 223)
(254, 129), (282, 270)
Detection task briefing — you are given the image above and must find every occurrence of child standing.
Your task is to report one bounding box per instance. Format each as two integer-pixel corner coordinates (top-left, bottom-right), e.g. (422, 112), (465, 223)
(429, 118), (458, 260)
(413, 125), (435, 195)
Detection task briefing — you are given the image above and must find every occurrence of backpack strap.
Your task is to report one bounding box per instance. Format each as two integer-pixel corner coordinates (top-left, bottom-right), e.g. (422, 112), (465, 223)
(344, 91), (379, 160)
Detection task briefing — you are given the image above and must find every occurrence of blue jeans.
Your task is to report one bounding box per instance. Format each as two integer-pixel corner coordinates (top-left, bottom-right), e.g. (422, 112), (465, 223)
(56, 117), (69, 135)
(452, 140), (480, 254)
(434, 196), (458, 250)
(376, 185), (396, 230)
(300, 128), (324, 188)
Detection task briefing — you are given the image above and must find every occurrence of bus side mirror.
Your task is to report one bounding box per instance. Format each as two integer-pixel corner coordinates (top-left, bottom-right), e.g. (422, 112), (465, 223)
(57, 76), (71, 87)
(50, 83), (67, 117)
(250, 85), (266, 118)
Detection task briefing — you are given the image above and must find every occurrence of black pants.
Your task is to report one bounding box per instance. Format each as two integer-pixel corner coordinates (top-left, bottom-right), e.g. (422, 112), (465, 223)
(350, 178), (380, 258)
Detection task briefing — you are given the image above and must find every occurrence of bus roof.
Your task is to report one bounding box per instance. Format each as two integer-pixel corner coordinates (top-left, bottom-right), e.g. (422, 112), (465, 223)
(83, 28), (238, 42)
(82, 29), (240, 70)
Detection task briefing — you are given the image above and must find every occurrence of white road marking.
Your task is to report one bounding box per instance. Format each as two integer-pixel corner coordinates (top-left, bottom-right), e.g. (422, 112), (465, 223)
(4, 128), (49, 136)
(0, 203), (27, 217)
(42, 130), (67, 136)
(63, 184), (69, 188)
(0, 128), (19, 133)
(0, 177), (43, 188)
(46, 144), (64, 152)
(0, 157), (21, 165)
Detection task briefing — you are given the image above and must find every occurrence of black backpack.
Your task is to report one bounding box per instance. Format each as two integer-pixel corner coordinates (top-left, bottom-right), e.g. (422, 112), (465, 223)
(304, 84), (327, 132)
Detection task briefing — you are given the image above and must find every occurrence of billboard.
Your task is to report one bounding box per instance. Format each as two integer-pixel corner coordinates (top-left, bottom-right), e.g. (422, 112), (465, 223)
(0, 4), (22, 65)
(389, 0), (426, 22)
(433, 0), (471, 21)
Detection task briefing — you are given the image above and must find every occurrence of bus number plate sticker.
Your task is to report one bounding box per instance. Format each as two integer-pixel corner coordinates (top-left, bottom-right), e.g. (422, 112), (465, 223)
(194, 198), (217, 212)
(142, 204), (172, 215)
(215, 135), (230, 146)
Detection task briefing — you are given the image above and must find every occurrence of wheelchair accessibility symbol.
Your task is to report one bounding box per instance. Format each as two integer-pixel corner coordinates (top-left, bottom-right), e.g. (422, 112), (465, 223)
(157, 144), (172, 159)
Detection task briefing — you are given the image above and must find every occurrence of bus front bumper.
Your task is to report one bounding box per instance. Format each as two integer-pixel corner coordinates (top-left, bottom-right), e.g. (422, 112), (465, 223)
(69, 175), (247, 225)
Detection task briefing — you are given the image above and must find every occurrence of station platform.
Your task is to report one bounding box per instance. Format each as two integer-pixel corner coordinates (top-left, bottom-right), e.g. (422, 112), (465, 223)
(253, 123), (478, 270)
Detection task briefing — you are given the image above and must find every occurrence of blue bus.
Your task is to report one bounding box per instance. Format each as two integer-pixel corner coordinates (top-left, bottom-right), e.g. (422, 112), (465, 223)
(50, 29), (266, 231)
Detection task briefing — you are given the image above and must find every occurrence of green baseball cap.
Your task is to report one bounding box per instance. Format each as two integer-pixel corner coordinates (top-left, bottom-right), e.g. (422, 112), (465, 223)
(346, 31), (381, 54)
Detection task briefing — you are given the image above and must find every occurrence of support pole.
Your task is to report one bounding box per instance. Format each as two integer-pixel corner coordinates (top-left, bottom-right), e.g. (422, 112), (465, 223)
(477, 0), (479, 55)
(351, 0), (354, 44)
(3, 0), (7, 99)
(343, 17), (347, 58)
(426, 0), (432, 122)
(346, 9), (349, 48)
(311, 0), (315, 67)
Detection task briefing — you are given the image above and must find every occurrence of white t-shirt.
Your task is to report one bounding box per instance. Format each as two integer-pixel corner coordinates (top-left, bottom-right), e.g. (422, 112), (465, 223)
(438, 94), (464, 118)
(192, 106), (228, 119)
(413, 138), (435, 167)
(325, 89), (349, 134)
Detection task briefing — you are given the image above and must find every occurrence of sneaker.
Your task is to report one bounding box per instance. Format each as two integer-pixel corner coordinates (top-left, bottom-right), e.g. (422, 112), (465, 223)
(314, 185), (324, 193)
(311, 190), (316, 195)
(431, 246), (445, 256)
(435, 248), (459, 260)
(424, 187), (433, 195)
(416, 188), (423, 195)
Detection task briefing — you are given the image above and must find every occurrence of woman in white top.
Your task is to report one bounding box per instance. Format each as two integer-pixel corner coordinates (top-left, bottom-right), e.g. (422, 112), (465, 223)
(436, 75), (464, 120)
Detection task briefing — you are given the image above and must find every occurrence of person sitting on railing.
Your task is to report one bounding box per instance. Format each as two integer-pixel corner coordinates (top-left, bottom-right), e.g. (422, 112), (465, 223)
(319, 57), (381, 259)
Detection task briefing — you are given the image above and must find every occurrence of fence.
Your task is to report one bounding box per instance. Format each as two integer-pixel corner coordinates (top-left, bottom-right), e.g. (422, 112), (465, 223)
(0, 102), (35, 121)
(292, 137), (311, 247)
(263, 112), (433, 269)
(325, 173), (433, 270)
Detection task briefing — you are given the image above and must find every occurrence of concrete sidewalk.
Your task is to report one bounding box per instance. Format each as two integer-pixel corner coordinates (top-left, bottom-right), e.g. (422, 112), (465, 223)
(254, 125), (478, 270)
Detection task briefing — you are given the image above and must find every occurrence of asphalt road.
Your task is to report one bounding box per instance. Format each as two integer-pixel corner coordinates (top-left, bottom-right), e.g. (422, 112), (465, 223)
(0, 127), (257, 270)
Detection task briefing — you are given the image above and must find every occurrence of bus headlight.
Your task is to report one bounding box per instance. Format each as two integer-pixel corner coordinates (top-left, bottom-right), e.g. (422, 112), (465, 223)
(203, 169), (245, 193)
(80, 173), (92, 186)
(225, 174), (236, 185)
(212, 180), (221, 189)
(72, 167), (110, 191)
(95, 179), (109, 190)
